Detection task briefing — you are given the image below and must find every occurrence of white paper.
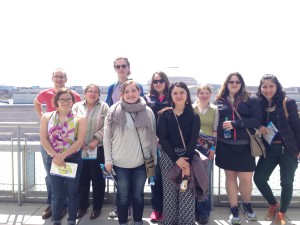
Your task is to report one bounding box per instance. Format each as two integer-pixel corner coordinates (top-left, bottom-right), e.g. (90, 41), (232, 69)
(263, 121), (279, 145)
(50, 161), (78, 179)
(82, 147), (97, 160)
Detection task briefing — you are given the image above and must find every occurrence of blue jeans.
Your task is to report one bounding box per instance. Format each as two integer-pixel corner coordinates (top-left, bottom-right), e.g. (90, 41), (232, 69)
(150, 154), (163, 213)
(47, 151), (83, 224)
(196, 149), (214, 220)
(114, 164), (147, 225)
(40, 146), (67, 207)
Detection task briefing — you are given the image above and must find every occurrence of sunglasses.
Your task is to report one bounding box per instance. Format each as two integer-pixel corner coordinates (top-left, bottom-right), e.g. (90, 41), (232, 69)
(152, 79), (165, 84)
(115, 64), (127, 69)
(228, 80), (241, 84)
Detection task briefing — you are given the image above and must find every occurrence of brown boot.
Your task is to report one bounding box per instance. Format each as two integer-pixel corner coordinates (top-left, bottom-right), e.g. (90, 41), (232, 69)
(273, 212), (286, 225)
(265, 203), (279, 220)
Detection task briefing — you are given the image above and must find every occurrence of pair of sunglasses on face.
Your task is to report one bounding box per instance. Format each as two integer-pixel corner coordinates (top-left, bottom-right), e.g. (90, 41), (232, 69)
(115, 64), (128, 69)
(152, 79), (165, 84)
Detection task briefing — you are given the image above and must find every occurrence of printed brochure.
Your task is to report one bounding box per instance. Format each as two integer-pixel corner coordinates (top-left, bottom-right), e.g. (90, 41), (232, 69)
(50, 161), (78, 179)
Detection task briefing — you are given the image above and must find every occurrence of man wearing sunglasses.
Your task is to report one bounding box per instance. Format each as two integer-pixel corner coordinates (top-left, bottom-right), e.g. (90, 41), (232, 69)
(105, 57), (144, 107)
(105, 57), (144, 222)
(33, 68), (81, 220)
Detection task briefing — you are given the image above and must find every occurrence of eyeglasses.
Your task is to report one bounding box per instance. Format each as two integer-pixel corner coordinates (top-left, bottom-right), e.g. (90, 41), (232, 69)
(152, 79), (165, 84)
(53, 75), (66, 79)
(228, 80), (241, 84)
(115, 64), (127, 69)
(58, 98), (72, 103)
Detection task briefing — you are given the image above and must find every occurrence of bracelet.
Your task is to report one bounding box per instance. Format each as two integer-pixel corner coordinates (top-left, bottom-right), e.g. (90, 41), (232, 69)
(210, 146), (216, 151)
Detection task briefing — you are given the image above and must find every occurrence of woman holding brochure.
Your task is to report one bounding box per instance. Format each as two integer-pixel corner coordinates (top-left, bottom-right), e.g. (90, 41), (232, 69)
(40, 88), (86, 225)
(254, 74), (300, 225)
(72, 84), (109, 220)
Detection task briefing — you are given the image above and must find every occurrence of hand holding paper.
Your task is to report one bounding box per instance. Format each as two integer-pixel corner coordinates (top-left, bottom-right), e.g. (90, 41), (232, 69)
(263, 121), (279, 145)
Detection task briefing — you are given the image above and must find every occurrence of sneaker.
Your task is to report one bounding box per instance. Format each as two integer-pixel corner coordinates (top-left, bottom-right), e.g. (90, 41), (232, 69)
(240, 202), (257, 221)
(229, 206), (241, 225)
(108, 207), (118, 218)
(273, 212), (286, 225)
(265, 203), (279, 221)
(150, 210), (162, 222)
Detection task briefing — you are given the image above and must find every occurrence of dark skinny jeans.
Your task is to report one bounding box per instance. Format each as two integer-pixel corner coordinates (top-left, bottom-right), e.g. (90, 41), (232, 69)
(254, 143), (298, 213)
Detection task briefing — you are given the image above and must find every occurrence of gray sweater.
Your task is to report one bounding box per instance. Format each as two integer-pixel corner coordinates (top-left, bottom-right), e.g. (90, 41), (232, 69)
(104, 106), (157, 168)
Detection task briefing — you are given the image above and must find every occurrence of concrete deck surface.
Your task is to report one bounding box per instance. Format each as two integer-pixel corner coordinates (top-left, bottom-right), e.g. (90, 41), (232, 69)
(0, 203), (299, 225)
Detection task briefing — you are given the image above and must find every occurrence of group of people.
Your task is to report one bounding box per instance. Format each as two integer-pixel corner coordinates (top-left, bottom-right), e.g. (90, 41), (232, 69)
(34, 57), (300, 225)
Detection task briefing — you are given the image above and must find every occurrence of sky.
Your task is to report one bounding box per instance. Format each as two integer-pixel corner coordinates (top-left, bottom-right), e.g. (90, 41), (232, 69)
(0, 0), (300, 88)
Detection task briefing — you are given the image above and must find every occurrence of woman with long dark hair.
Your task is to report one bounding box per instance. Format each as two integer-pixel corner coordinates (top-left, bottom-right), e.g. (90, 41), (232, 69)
(215, 72), (261, 225)
(254, 74), (300, 225)
(157, 82), (200, 225)
(146, 71), (171, 222)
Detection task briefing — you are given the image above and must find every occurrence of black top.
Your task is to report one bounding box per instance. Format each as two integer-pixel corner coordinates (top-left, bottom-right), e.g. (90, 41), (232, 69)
(157, 108), (200, 163)
(215, 96), (262, 141)
(144, 94), (170, 120)
(260, 97), (300, 160)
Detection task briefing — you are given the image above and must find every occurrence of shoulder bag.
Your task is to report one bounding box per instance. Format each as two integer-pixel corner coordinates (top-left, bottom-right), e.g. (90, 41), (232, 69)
(130, 114), (155, 178)
(232, 108), (266, 158)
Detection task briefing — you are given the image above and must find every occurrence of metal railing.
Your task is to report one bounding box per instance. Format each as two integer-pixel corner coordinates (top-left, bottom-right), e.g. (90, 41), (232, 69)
(0, 122), (299, 208)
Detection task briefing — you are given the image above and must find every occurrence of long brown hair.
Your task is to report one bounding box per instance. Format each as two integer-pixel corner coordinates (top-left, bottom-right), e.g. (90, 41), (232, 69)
(216, 72), (249, 102)
(149, 71), (170, 97)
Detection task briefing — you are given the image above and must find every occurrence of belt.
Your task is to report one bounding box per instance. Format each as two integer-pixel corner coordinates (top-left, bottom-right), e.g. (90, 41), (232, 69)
(272, 140), (282, 144)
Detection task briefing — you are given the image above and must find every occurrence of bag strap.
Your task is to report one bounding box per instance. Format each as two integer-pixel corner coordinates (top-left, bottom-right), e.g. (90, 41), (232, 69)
(130, 113), (146, 160)
(172, 110), (187, 150)
(283, 97), (289, 119)
(231, 104), (252, 138)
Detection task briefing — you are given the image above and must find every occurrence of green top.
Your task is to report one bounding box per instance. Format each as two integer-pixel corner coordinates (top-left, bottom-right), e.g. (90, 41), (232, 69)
(193, 102), (219, 136)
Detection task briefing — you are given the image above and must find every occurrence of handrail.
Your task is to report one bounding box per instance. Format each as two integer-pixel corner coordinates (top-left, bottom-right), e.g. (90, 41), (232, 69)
(0, 122), (40, 206)
(0, 122), (40, 127)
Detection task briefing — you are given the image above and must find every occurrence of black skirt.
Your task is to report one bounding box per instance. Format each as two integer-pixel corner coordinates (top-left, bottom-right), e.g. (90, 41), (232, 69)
(215, 139), (256, 172)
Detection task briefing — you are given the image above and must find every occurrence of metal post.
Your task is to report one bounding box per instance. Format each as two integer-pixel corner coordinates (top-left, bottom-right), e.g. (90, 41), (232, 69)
(17, 126), (22, 206)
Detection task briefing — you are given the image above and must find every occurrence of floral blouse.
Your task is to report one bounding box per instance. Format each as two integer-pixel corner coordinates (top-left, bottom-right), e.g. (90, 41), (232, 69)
(48, 111), (79, 154)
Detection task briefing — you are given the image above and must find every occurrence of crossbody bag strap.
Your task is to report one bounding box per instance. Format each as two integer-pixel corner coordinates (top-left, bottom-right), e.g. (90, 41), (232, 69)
(172, 110), (187, 150)
(130, 113), (146, 160)
(231, 106), (252, 137)
(283, 97), (289, 119)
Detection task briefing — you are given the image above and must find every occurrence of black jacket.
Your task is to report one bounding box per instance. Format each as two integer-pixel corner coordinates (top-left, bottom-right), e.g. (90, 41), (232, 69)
(261, 97), (300, 161)
(215, 96), (262, 141)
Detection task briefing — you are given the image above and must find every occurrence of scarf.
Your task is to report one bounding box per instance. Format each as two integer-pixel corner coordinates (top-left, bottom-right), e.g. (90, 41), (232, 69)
(106, 97), (151, 136)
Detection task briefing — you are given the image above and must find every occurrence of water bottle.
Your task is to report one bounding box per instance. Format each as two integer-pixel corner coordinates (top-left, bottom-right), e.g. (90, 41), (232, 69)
(224, 117), (231, 138)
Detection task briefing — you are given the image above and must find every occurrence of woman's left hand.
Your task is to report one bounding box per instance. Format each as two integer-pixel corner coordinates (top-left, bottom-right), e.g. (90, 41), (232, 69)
(52, 153), (66, 167)
(207, 149), (215, 160)
(88, 139), (99, 150)
(223, 120), (233, 130)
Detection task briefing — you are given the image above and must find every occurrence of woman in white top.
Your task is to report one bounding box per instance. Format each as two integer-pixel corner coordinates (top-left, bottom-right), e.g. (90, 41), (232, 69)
(104, 80), (157, 225)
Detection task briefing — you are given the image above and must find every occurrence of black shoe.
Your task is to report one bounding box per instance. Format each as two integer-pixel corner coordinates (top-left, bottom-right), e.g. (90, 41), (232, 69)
(42, 205), (52, 219)
(199, 218), (209, 224)
(60, 208), (67, 219)
(77, 208), (87, 219)
(90, 210), (101, 220)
